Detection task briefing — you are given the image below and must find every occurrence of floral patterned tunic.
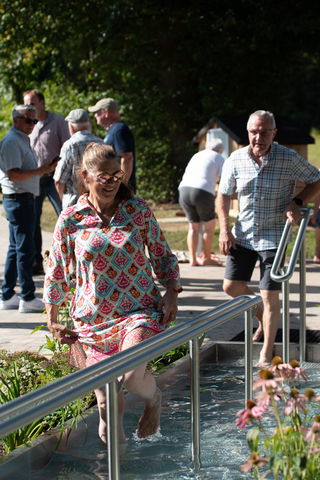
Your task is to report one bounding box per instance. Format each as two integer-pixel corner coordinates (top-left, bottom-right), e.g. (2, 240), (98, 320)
(44, 195), (180, 357)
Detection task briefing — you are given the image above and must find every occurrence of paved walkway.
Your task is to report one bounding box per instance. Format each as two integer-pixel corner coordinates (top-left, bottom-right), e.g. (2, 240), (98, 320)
(0, 207), (319, 353)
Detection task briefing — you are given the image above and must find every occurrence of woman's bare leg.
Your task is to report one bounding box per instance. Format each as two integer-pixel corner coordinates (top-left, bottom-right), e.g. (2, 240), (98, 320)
(121, 329), (162, 438)
(94, 386), (126, 444)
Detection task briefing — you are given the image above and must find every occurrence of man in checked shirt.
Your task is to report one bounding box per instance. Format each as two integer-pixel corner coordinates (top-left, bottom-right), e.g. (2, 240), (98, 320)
(216, 110), (320, 367)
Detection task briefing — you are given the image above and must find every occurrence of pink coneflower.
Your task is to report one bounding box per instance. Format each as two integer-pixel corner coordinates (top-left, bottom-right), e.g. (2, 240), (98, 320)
(236, 400), (267, 429)
(304, 389), (320, 402)
(283, 388), (307, 415)
(240, 452), (268, 472)
(271, 358), (308, 381)
(304, 421), (320, 442)
(253, 369), (283, 392)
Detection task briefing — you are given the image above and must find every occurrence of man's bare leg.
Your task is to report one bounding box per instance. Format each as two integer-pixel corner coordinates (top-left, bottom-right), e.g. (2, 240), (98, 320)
(255, 289), (280, 367)
(223, 279), (263, 340)
(201, 219), (215, 264)
(187, 222), (201, 265)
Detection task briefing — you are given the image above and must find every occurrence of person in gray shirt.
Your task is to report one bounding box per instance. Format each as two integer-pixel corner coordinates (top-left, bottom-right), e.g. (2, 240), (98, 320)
(0, 105), (57, 313)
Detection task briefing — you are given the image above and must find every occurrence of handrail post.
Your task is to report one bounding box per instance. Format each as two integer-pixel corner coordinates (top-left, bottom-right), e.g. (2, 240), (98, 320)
(282, 279), (290, 363)
(190, 336), (201, 471)
(244, 309), (253, 403)
(299, 239), (307, 363)
(106, 380), (120, 480)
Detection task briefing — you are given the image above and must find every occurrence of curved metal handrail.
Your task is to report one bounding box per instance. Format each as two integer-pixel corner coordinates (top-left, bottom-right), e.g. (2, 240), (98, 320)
(271, 208), (312, 282)
(270, 206), (312, 364)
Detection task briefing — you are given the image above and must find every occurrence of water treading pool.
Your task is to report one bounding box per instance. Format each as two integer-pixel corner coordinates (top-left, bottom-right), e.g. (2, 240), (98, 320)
(23, 362), (320, 480)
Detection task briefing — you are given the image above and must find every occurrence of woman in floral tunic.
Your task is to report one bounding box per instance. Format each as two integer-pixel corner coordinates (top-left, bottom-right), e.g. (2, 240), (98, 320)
(44, 143), (181, 443)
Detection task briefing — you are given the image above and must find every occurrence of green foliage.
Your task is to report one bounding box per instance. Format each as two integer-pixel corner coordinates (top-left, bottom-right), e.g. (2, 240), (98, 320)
(149, 343), (189, 373)
(0, 350), (94, 454)
(0, 363), (47, 453)
(2, 2), (320, 201)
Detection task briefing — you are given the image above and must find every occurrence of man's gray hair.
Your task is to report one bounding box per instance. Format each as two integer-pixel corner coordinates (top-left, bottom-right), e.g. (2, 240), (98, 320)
(70, 121), (91, 131)
(247, 110), (276, 129)
(12, 104), (36, 118)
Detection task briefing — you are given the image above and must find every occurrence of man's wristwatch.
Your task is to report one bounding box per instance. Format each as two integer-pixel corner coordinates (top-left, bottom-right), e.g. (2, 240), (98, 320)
(293, 197), (303, 207)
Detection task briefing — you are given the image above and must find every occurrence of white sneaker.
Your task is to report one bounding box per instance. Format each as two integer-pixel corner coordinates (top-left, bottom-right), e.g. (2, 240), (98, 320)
(19, 297), (44, 313)
(0, 294), (20, 310)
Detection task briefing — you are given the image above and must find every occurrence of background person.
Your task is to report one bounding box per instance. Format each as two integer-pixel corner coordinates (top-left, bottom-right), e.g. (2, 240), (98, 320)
(44, 143), (181, 443)
(23, 89), (70, 275)
(217, 109), (320, 367)
(54, 108), (103, 208)
(178, 138), (224, 266)
(309, 192), (320, 263)
(0, 105), (57, 313)
(88, 97), (136, 192)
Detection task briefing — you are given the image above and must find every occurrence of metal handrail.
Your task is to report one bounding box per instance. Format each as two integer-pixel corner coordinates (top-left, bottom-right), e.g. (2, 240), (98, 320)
(270, 207), (312, 363)
(0, 294), (262, 479)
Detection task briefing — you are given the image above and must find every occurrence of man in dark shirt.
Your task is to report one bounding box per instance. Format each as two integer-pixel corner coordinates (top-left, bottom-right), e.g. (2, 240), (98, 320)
(88, 98), (136, 192)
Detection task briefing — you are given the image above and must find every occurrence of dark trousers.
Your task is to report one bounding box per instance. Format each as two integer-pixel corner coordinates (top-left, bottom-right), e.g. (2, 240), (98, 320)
(2, 194), (36, 301)
(34, 175), (62, 265)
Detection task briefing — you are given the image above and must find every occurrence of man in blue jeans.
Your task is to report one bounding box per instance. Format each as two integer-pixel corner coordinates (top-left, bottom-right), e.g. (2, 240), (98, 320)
(23, 89), (69, 274)
(0, 105), (58, 313)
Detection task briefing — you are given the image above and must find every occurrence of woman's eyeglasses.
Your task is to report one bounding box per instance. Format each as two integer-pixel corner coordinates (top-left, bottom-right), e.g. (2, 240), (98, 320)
(94, 170), (126, 185)
(17, 116), (38, 125)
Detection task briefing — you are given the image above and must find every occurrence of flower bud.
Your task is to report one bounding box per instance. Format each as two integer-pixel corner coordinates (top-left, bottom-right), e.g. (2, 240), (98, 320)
(271, 356), (283, 366)
(289, 360), (300, 368)
(259, 369), (274, 380)
(304, 388), (315, 401)
(246, 399), (256, 409)
(290, 388), (299, 398)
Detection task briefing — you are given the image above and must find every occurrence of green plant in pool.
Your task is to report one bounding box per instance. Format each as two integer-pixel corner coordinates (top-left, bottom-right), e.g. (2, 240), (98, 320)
(237, 357), (320, 479)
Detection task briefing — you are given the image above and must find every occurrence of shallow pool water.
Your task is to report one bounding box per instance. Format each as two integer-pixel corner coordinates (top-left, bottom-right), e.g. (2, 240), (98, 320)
(27, 362), (320, 480)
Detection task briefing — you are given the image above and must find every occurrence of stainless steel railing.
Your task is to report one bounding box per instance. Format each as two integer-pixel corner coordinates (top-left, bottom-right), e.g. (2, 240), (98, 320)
(0, 294), (262, 479)
(271, 207), (312, 364)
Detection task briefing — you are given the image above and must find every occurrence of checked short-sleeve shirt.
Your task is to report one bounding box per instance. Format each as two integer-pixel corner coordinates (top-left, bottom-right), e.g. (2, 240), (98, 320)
(219, 143), (320, 251)
(54, 130), (104, 208)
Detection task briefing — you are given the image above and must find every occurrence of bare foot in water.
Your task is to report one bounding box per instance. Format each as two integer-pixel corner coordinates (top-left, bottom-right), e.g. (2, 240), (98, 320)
(99, 418), (126, 445)
(137, 388), (162, 438)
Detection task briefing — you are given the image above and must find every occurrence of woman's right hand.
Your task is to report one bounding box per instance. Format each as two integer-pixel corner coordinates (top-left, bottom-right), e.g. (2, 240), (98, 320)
(49, 322), (79, 345)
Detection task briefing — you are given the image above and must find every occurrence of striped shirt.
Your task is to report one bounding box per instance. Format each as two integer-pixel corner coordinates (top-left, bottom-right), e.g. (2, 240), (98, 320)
(219, 143), (320, 251)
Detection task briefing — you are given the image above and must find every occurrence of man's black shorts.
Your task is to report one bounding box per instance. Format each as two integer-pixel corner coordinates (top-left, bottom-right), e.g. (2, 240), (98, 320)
(224, 244), (281, 291)
(179, 186), (216, 223)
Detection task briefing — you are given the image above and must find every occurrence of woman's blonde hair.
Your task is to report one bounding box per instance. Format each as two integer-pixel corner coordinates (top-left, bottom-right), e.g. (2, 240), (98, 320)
(77, 142), (133, 201)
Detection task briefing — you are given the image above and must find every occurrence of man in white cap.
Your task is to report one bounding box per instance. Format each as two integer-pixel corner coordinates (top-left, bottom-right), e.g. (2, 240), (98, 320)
(54, 108), (104, 209)
(0, 105), (57, 313)
(178, 138), (225, 266)
(88, 98), (136, 192)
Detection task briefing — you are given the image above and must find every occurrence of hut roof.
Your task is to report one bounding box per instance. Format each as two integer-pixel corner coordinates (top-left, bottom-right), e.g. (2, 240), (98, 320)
(193, 115), (315, 146)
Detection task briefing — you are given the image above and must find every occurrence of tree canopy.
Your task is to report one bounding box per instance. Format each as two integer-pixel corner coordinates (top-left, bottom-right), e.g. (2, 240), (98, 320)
(1, 1), (320, 200)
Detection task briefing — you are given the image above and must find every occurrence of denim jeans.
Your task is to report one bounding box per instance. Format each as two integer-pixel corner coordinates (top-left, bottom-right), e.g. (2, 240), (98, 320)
(2, 194), (36, 301)
(34, 175), (62, 265)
